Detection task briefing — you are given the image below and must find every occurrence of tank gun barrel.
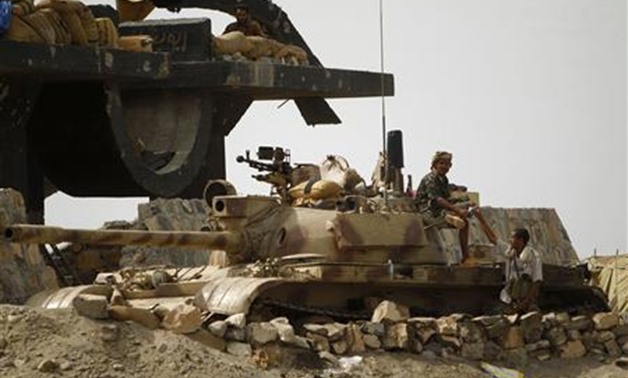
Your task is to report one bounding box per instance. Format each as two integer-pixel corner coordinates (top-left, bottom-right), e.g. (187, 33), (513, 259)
(2, 224), (242, 253)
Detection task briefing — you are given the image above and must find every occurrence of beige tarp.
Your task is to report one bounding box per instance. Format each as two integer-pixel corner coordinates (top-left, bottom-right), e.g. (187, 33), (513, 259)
(588, 255), (628, 313)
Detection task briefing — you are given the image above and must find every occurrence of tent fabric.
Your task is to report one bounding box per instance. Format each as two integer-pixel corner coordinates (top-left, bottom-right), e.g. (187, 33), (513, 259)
(588, 255), (628, 313)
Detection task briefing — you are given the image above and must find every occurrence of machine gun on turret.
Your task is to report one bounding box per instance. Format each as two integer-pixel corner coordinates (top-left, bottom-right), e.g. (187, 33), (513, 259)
(236, 146), (293, 200)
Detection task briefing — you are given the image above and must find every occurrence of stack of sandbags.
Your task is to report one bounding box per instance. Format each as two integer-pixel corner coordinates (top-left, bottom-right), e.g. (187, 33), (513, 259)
(212, 31), (309, 65)
(36, 0), (98, 45)
(117, 34), (152, 52)
(274, 43), (308, 65)
(95, 16), (117, 48)
(212, 31), (253, 56)
(246, 36), (308, 65)
(2, 0), (125, 49)
(244, 35), (279, 60)
(3, 0), (62, 43)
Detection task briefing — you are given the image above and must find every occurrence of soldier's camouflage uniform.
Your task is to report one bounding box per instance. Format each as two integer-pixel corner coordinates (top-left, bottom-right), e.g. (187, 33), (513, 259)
(417, 171), (450, 217)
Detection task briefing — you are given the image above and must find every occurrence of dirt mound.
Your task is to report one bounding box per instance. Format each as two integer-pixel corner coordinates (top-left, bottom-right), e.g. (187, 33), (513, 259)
(0, 305), (276, 378)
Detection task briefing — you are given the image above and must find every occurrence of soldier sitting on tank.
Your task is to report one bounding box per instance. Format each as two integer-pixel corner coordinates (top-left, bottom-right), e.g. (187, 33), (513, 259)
(472, 208), (543, 314)
(416, 151), (475, 266)
(223, 5), (267, 37)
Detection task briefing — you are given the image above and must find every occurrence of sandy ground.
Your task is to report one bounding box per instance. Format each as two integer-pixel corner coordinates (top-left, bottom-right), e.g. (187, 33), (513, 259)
(0, 305), (625, 378)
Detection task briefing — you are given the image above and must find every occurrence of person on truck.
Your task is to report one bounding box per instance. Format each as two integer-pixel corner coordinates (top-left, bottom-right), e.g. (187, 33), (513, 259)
(416, 151), (475, 266)
(472, 207), (543, 314)
(223, 5), (266, 37)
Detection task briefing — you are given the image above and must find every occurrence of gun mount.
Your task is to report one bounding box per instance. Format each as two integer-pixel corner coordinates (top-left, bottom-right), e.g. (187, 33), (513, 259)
(235, 146), (294, 198)
(0, 1), (394, 223)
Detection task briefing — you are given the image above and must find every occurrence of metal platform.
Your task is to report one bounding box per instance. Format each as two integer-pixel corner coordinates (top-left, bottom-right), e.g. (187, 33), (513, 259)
(0, 40), (393, 99)
(0, 15), (394, 221)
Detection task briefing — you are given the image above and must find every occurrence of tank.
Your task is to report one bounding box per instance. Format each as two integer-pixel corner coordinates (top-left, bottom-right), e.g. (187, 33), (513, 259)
(1, 136), (609, 318)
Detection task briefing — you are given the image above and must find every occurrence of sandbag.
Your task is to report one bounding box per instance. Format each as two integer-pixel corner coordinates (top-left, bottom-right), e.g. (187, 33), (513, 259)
(288, 179), (342, 200)
(2, 12), (44, 42)
(39, 7), (70, 44)
(95, 17), (117, 47)
(212, 31), (253, 55)
(36, 0), (88, 45)
(320, 155), (365, 191)
(10, 0), (34, 17)
(275, 44), (308, 65)
(115, 0), (154, 23)
(290, 164), (320, 186)
(243, 35), (279, 60)
(118, 34), (152, 52)
(76, 1), (97, 44)
(20, 8), (55, 43)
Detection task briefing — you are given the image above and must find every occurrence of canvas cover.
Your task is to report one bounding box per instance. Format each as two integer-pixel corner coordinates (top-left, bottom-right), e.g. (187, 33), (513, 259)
(588, 255), (628, 313)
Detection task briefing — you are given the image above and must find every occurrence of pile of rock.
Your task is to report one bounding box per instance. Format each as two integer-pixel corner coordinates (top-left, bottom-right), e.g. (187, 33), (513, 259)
(202, 301), (628, 367)
(71, 293), (628, 368)
(0, 189), (58, 303)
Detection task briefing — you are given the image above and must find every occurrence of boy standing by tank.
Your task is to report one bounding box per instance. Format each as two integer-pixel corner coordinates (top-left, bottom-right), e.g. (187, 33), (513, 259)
(472, 207), (543, 314)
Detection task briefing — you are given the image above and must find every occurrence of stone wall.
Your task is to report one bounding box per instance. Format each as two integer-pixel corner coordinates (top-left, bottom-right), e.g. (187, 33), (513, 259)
(438, 207), (580, 266)
(71, 292), (628, 369)
(0, 189), (58, 304)
(214, 305), (628, 367)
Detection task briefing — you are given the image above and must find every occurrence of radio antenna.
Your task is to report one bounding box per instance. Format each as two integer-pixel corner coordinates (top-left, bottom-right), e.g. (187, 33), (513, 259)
(379, 0), (389, 205)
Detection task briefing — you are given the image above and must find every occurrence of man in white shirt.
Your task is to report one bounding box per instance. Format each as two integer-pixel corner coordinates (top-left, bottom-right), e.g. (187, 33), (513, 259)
(472, 208), (543, 314)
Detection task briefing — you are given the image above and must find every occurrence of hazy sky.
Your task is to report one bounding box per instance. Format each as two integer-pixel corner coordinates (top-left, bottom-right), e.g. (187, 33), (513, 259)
(47, 0), (627, 258)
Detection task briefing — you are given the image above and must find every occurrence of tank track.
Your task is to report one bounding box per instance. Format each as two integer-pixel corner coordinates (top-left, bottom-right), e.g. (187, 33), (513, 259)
(260, 298), (371, 320)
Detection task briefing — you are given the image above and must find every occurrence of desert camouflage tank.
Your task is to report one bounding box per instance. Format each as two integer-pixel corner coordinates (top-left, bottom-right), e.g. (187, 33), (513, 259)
(1, 131), (608, 318)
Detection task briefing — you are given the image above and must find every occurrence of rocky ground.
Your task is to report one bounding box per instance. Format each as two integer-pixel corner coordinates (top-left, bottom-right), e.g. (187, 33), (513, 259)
(0, 305), (626, 378)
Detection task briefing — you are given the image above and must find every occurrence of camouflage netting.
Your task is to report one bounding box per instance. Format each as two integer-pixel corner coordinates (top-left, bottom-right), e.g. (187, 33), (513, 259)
(437, 207), (580, 266)
(0, 189), (58, 303)
(119, 198), (212, 268)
